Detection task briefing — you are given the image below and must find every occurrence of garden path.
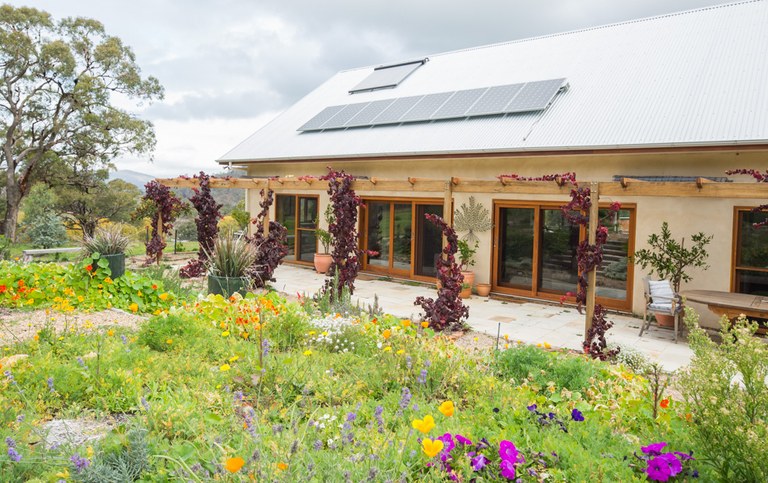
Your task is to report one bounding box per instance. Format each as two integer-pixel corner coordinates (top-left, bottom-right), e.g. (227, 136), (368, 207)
(272, 265), (694, 371)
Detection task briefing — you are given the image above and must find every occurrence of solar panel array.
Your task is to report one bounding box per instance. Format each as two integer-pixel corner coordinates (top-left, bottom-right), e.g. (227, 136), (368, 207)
(349, 60), (426, 93)
(298, 78), (567, 132)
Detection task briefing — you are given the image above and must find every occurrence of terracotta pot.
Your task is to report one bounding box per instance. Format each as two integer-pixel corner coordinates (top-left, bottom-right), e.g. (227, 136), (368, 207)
(459, 271), (474, 299)
(461, 271), (475, 288)
(314, 253), (333, 274)
(476, 283), (491, 297)
(654, 312), (676, 327)
(460, 284), (472, 299)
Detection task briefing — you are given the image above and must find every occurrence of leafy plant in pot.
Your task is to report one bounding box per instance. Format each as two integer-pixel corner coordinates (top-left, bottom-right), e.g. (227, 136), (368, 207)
(633, 221), (713, 327)
(457, 239), (478, 298)
(314, 205), (334, 274)
(206, 233), (257, 297)
(81, 224), (130, 278)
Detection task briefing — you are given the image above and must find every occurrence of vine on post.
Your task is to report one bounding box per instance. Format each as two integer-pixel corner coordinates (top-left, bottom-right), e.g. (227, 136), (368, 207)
(180, 172), (223, 278)
(497, 173), (619, 360)
(414, 214), (469, 331)
(246, 189), (289, 287)
(319, 168), (365, 296)
(133, 181), (187, 266)
(726, 169), (768, 228)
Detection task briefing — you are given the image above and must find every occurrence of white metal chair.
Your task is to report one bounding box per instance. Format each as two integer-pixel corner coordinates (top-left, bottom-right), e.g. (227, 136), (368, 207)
(640, 278), (683, 343)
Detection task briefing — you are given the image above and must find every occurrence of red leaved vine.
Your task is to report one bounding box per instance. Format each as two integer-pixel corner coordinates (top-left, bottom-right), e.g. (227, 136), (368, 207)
(180, 172), (222, 278)
(134, 180), (187, 266)
(726, 169), (768, 228)
(246, 189), (289, 286)
(414, 214), (469, 331)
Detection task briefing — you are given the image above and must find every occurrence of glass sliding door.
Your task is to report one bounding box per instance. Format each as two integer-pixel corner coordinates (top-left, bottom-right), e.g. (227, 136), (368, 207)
(366, 201), (391, 269)
(596, 208), (631, 300)
(392, 204), (412, 272)
(415, 204), (443, 277)
(538, 209), (579, 294)
(275, 194), (318, 264)
(734, 209), (768, 295)
(497, 207), (535, 290)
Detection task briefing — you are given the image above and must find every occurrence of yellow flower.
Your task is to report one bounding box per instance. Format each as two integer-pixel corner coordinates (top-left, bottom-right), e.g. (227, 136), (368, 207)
(219, 364), (231, 372)
(137, 290), (143, 297)
(104, 277), (113, 284)
(55, 468), (70, 478)
(224, 456), (245, 473)
(159, 293), (169, 301)
(129, 303), (138, 313)
(421, 321), (429, 329)
(401, 319), (412, 328)
(383, 346), (392, 352)
(86, 446), (94, 458)
(382, 329), (392, 340)
(166, 339), (173, 345)
(422, 438), (444, 458)
(411, 415), (436, 434)
(107, 329), (115, 337)
(221, 331), (230, 337)
(544, 342), (552, 349)
(396, 349), (405, 355)
(303, 350), (312, 356)
(229, 355), (239, 362)
(438, 400), (455, 417)
(277, 461), (288, 471)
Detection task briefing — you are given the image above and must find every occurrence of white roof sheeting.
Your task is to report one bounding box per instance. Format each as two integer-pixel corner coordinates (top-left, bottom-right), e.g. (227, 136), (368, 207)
(219, 1), (768, 163)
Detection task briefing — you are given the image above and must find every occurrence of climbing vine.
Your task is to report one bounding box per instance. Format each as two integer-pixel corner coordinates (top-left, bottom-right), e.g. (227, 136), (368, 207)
(133, 181), (187, 265)
(726, 169), (768, 228)
(246, 189), (289, 287)
(180, 172), (222, 278)
(414, 214), (469, 331)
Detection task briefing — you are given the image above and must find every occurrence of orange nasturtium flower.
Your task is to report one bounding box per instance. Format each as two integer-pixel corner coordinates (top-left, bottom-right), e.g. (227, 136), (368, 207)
(401, 319), (412, 328)
(659, 398), (670, 409)
(129, 303), (139, 313)
(277, 462), (288, 471)
(422, 438), (444, 458)
(438, 400), (455, 417)
(382, 329), (392, 340)
(421, 321), (429, 329)
(411, 415), (436, 434)
(85, 264), (93, 272)
(224, 456), (245, 473)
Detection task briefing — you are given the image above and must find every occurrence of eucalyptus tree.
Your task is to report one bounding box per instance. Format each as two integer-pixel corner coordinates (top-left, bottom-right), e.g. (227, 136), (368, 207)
(0, 5), (162, 241)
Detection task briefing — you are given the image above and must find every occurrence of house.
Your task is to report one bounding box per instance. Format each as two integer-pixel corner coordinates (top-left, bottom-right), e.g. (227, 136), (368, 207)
(216, 1), (768, 325)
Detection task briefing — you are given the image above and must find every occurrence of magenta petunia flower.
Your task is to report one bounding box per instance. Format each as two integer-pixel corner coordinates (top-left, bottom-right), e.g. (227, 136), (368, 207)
(641, 442), (668, 455)
(499, 440), (525, 464)
(471, 454), (489, 471)
(437, 433), (455, 454)
(455, 434), (472, 446)
(499, 459), (517, 480)
(659, 453), (683, 476)
(645, 455), (673, 482)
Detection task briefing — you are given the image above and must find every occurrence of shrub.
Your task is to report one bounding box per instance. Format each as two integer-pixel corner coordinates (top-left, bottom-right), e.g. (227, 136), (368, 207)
(82, 224), (131, 256)
(264, 302), (311, 352)
(207, 233), (257, 278)
(27, 212), (68, 248)
(679, 308), (768, 481)
(75, 429), (151, 482)
(494, 344), (599, 392)
(138, 314), (197, 352)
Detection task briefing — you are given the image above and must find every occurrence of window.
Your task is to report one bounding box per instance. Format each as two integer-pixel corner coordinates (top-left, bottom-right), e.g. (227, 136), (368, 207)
(733, 208), (768, 295)
(349, 59), (426, 94)
(493, 202), (634, 310)
(276, 195), (318, 263)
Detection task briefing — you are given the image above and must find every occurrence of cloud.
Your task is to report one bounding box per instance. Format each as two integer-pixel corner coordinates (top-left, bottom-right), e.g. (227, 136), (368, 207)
(144, 90), (281, 121)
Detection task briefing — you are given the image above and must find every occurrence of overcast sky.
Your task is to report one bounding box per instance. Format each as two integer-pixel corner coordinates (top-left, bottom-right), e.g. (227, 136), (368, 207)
(9, 0), (721, 177)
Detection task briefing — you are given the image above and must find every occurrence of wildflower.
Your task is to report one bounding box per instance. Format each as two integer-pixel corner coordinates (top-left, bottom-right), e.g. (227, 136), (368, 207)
(396, 349), (405, 355)
(398, 387), (412, 412)
(7, 447), (21, 462)
(641, 442), (668, 455)
(421, 321), (429, 328)
(104, 277), (113, 284)
(499, 440), (525, 464)
(571, 408), (584, 422)
(262, 339), (271, 358)
(47, 377), (55, 392)
(303, 350), (312, 356)
(224, 456), (245, 473)
(417, 368), (428, 384)
(500, 459), (517, 480)
(455, 434), (472, 446)
(421, 438), (444, 458)
(229, 355), (239, 363)
(543, 342), (552, 349)
(76, 357), (86, 368)
(437, 432), (455, 454)
(159, 293), (169, 301)
(221, 330), (230, 337)
(645, 455), (673, 482)
(374, 405), (385, 433)
(659, 398), (670, 409)
(141, 397), (150, 411)
(219, 364), (231, 372)
(405, 355), (412, 370)
(166, 339), (173, 345)
(471, 454), (488, 470)
(129, 303), (138, 313)
(0, 285), (6, 293)
(411, 415), (436, 434)
(70, 453), (90, 472)
(438, 400), (455, 417)
(383, 346), (392, 352)
(402, 319), (412, 328)
(526, 403), (537, 412)
(382, 329), (392, 339)
(85, 264), (93, 272)
(277, 461), (288, 470)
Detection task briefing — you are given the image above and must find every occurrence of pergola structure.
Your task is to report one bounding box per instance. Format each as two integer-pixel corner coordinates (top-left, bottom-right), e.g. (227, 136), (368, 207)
(158, 175), (768, 340)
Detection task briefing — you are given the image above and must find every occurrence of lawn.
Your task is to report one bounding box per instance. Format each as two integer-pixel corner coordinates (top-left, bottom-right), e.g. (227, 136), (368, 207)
(0, 259), (765, 481)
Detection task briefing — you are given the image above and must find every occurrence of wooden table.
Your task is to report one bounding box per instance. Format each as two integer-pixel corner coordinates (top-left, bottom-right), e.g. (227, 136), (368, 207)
(682, 290), (768, 333)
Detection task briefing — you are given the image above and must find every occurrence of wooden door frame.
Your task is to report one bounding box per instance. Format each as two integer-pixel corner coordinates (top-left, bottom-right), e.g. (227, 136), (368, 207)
(731, 206), (768, 293)
(275, 193), (319, 266)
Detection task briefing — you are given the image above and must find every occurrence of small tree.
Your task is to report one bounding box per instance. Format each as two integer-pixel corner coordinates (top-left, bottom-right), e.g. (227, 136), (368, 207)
(180, 172), (222, 278)
(633, 221), (713, 293)
(133, 181), (187, 265)
(414, 214), (469, 331)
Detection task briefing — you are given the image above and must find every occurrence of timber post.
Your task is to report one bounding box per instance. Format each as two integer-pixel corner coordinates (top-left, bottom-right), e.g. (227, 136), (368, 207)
(584, 181), (599, 337)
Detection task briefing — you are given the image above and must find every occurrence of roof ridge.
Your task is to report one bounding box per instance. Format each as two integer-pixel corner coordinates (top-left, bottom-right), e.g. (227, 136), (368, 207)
(429, 0), (762, 58)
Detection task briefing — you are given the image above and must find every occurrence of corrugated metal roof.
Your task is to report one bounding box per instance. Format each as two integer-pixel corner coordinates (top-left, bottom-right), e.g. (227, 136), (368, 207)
(219, 1), (768, 163)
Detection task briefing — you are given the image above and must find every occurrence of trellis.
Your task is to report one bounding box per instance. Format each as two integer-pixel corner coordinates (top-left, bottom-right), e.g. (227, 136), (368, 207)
(158, 175), (768, 341)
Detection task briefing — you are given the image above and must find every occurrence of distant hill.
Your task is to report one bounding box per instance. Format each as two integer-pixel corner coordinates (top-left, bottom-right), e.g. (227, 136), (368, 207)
(109, 170), (155, 191)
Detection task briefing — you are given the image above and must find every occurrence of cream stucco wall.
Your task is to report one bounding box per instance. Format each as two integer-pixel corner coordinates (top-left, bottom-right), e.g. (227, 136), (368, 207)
(242, 149), (768, 328)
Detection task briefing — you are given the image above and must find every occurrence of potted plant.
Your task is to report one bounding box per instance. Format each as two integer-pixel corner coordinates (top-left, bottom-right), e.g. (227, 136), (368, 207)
(206, 233), (257, 297)
(476, 283), (492, 297)
(314, 205), (334, 274)
(457, 239), (478, 298)
(634, 222), (713, 326)
(82, 224), (131, 278)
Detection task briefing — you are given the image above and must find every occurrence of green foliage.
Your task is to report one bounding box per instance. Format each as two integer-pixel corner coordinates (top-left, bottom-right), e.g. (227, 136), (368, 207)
(453, 196), (492, 244)
(82, 224), (131, 256)
(456, 239), (478, 271)
(26, 211), (68, 249)
(230, 199), (251, 229)
(494, 344), (600, 392)
(679, 309), (768, 481)
(138, 314), (198, 352)
(315, 204), (335, 253)
(263, 302), (311, 352)
(206, 233), (257, 278)
(75, 429), (151, 482)
(633, 221), (713, 292)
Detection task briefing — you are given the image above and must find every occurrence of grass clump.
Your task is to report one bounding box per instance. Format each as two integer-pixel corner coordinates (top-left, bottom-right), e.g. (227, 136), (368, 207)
(494, 343), (600, 392)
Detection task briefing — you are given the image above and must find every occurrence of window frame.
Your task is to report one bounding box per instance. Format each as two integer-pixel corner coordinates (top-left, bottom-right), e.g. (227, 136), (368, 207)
(731, 206), (768, 293)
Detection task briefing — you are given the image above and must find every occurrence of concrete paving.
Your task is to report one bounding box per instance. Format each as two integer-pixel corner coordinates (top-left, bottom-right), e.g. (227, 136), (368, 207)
(272, 264), (694, 371)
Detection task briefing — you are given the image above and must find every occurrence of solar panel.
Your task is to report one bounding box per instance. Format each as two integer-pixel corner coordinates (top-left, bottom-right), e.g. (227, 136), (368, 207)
(373, 95), (425, 124)
(349, 60), (425, 93)
(431, 88), (487, 120)
(466, 84), (524, 116)
(345, 99), (396, 127)
(297, 105), (347, 131)
(320, 103), (371, 129)
(505, 78), (566, 113)
(399, 92), (452, 123)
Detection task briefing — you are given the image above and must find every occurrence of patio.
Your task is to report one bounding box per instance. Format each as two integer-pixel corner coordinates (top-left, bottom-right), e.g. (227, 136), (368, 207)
(272, 264), (694, 371)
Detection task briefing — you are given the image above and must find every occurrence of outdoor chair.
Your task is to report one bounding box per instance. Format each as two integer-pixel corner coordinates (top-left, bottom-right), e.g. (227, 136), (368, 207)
(640, 278), (683, 343)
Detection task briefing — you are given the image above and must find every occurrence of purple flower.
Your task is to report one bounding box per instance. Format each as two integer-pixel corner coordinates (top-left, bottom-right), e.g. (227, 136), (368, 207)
(455, 434), (472, 446)
(673, 451), (694, 461)
(500, 459), (517, 480)
(262, 339), (271, 358)
(16, 414), (24, 423)
(526, 403), (537, 412)
(659, 453), (683, 477)
(645, 455), (672, 482)
(437, 433), (455, 454)
(47, 377), (55, 392)
(7, 447), (21, 462)
(77, 357), (86, 368)
(397, 387), (411, 413)
(374, 405), (384, 433)
(141, 397), (150, 411)
(571, 408), (584, 421)
(5, 437), (16, 448)
(547, 412), (556, 420)
(233, 391), (243, 403)
(70, 453), (90, 472)
(417, 369), (428, 385)
(499, 440), (525, 464)
(121, 334), (128, 345)
(642, 442), (668, 456)
(405, 356), (412, 370)
(471, 454), (488, 471)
